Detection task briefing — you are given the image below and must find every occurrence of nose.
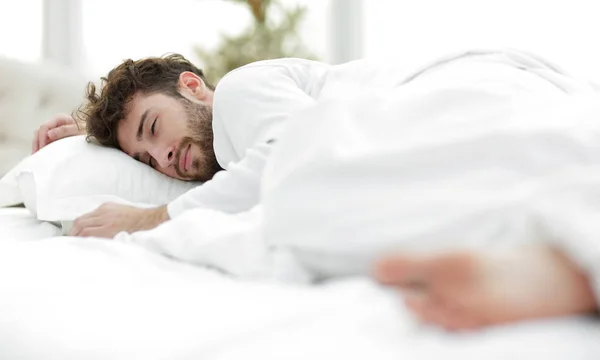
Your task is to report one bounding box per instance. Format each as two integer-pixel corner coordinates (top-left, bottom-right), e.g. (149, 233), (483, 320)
(149, 145), (175, 169)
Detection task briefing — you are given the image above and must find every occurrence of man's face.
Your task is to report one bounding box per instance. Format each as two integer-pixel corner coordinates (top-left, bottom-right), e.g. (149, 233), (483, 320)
(117, 91), (220, 181)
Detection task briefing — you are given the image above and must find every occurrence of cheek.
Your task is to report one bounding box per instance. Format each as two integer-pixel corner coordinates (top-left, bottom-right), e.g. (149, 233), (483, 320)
(165, 119), (188, 139)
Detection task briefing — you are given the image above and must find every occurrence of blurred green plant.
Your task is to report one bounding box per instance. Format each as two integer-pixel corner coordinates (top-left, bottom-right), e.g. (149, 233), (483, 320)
(195, 0), (317, 84)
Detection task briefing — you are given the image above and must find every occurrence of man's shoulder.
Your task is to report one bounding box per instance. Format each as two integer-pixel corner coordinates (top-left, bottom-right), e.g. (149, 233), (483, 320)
(212, 60), (299, 123)
(215, 58), (328, 97)
(231, 57), (326, 72)
(220, 58), (325, 84)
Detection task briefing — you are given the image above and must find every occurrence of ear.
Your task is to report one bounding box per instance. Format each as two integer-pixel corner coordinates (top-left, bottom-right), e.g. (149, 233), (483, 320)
(178, 71), (207, 100)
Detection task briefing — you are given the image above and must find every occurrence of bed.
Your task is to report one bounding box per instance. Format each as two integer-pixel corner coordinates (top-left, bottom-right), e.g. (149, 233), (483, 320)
(1, 208), (599, 360)
(3, 50), (600, 359)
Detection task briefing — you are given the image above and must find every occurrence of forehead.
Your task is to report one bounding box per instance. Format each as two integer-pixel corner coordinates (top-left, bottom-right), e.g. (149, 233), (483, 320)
(117, 92), (172, 155)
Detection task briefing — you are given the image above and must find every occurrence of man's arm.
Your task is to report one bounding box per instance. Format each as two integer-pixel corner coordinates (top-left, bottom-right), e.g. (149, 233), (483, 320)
(68, 203), (170, 237)
(168, 142), (273, 218)
(115, 205), (280, 279)
(67, 144), (271, 238)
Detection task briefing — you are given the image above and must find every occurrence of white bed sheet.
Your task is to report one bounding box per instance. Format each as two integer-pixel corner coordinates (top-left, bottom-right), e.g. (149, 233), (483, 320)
(0, 207), (61, 241)
(0, 236), (598, 360)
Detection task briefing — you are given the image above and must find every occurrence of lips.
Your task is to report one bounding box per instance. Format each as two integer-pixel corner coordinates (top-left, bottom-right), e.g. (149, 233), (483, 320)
(178, 144), (191, 173)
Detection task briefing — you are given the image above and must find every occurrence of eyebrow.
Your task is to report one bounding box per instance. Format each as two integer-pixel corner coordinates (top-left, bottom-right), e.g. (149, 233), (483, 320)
(136, 109), (150, 141)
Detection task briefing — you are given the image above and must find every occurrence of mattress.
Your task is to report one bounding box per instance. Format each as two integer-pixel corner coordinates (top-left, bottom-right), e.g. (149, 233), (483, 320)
(0, 235), (598, 360)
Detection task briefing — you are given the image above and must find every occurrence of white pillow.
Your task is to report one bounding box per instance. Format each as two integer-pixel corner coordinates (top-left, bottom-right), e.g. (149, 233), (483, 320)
(0, 181), (21, 207)
(4, 136), (201, 221)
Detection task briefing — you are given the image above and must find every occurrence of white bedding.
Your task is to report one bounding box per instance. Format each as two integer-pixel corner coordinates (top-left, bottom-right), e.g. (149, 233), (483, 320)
(0, 207), (61, 241)
(0, 236), (599, 360)
(3, 50), (600, 358)
(0, 205), (598, 359)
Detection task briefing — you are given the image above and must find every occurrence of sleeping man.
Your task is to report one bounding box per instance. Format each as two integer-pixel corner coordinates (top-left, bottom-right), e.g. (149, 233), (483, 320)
(33, 50), (599, 330)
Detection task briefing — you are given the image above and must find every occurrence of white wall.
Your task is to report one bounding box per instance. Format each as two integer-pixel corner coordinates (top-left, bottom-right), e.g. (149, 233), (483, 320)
(3, 0), (600, 84)
(82, 0), (252, 77)
(81, 0), (331, 77)
(364, 0), (600, 83)
(0, 0), (43, 62)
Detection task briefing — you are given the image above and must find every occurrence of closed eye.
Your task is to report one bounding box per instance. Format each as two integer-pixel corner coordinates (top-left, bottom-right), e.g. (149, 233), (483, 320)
(151, 118), (157, 135)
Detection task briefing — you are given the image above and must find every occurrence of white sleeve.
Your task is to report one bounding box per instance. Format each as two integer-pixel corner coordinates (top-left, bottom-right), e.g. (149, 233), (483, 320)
(167, 142), (273, 218)
(116, 205), (312, 282)
(116, 206), (273, 279)
(213, 62), (318, 159)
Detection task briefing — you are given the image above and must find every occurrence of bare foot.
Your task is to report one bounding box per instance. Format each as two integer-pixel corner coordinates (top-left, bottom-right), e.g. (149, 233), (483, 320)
(373, 246), (597, 331)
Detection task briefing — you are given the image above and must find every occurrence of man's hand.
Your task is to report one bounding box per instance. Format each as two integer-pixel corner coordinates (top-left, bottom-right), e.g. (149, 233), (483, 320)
(32, 114), (86, 153)
(68, 203), (170, 238)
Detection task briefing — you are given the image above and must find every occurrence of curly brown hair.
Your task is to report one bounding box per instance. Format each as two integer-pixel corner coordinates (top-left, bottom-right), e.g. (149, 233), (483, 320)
(74, 53), (214, 149)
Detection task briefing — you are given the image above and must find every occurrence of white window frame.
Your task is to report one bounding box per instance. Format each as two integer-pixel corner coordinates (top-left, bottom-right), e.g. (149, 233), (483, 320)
(329, 0), (364, 64)
(42, 0), (82, 69)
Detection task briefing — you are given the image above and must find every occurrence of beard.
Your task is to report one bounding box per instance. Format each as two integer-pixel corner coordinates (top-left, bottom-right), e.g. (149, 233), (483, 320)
(173, 98), (222, 181)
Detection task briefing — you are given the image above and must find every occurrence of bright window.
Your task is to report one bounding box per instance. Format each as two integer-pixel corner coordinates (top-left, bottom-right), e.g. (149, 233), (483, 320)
(0, 0), (43, 62)
(364, 0), (600, 83)
(82, 0), (329, 77)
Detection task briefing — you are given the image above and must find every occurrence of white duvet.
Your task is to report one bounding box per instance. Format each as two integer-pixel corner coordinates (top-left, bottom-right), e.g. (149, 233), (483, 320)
(120, 51), (600, 289)
(0, 207), (61, 241)
(3, 50), (600, 359)
(1, 237), (599, 360)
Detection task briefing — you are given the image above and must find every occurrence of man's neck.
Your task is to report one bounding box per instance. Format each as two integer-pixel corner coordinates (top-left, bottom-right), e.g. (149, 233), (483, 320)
(204, 90), (215, 107)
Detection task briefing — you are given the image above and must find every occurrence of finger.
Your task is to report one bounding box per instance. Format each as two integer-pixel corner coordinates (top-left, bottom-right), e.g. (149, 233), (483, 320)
(45, 114), (75, 129)
(405, 291), (452, 328)
(69, 224), (100, 237)
(32, 129), (40, 153)
(34, 115), (76, 152)
(404, 290), (433, 314)
(76, 225), (117, 238)
(373, 254), (430, 288)
(422, 305), (452, 328)
(404, 293), (437, 324)
(73, 226), (106, 238)
(38, 124), (51, 150)
(68, 225), (80, 236)
(53, 114), (76, 127)
(69, 216), (102, 236)
(439, 307), (482, 332)
(47, 123), (81, 141)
